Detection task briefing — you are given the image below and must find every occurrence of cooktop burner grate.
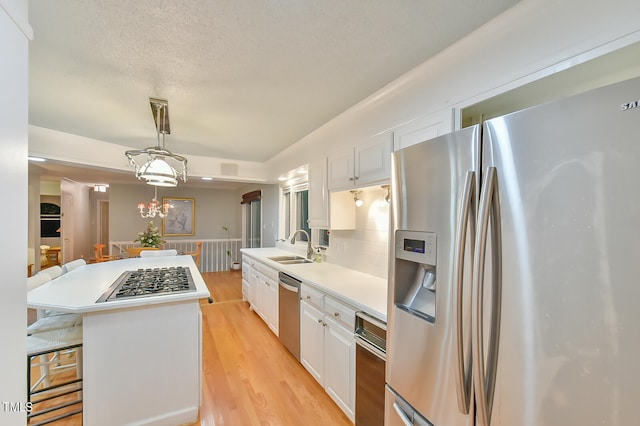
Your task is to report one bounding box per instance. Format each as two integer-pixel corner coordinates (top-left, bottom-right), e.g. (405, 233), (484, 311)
(96, 266), (196, 303)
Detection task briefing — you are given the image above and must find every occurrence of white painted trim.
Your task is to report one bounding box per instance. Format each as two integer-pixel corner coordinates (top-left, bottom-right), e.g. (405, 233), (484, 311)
(0, 0), (32, 39)
(454, 29), (640, 114)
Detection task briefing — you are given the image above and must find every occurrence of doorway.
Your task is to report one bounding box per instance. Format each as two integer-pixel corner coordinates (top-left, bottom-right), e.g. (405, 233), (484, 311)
(98, 200), (109, 245)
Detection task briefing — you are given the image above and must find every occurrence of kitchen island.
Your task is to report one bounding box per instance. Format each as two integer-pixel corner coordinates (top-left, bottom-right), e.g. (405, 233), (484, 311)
(28, 255), (210, 426)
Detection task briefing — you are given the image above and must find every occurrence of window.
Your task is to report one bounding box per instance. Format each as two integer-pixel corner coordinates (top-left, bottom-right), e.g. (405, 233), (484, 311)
(282, 184), (309, 242)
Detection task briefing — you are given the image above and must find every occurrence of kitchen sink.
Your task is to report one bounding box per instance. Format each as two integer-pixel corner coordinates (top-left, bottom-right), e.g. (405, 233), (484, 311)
(278, 259), (313, 264)
(268, 255), (313, 264)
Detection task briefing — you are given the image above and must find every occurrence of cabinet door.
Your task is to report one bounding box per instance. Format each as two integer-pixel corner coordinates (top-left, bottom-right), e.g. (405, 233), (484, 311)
(327, 148), (355, 191)
(256, 274), (268, 322)
(355, 133), (392, 186)
(265, 277), (278, 335)
(300, 301), (325, 384)
(308, 158), (329, 228)
(241, 278), (249, 302)
(248, 269), (258, 309)
(393, 108), (454, 151)
(324, 317), (356, 421)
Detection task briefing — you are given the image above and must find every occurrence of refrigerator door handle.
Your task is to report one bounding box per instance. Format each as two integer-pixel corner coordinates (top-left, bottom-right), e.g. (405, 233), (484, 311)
(472, 166), (502, 426)
(392, 402), (414, 426)
(453, 170), (476, 414)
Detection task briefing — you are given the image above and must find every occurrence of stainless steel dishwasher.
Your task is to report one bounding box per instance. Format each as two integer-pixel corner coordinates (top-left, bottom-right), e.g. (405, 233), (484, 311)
(278, 272), (301, 361)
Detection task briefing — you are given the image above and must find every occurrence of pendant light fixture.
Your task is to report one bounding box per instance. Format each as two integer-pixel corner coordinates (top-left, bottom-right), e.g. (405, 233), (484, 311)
(125, 98), (188, 187)
(137, 186), (173, 218)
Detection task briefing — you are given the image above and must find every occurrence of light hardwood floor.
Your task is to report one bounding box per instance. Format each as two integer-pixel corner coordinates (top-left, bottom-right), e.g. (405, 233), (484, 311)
(30, 270), (351, 425)
(194, 270), (352, 425)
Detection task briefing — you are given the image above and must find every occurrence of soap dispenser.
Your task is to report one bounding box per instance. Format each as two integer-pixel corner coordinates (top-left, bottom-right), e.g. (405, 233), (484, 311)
(314, 247), (323, 263)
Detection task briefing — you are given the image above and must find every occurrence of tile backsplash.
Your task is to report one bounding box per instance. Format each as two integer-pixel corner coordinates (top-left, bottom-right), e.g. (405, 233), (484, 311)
(275, 186), (391, 279)
(323, 186), (390, 279)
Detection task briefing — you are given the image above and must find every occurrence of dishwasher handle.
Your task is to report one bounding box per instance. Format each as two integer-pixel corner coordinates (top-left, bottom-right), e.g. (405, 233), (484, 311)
(278, 272), (301, 293)
(279, 281), (299, 293)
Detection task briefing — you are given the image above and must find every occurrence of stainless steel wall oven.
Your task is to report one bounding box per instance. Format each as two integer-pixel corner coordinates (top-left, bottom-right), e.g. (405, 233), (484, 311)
(355, 312), (386, 425)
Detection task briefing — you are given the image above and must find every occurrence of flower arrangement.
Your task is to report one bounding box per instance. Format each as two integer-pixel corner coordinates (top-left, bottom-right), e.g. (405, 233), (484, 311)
(135, 220), (164, 248)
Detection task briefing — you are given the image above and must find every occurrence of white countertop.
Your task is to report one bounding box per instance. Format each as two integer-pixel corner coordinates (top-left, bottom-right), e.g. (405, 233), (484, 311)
(241, 248), (388, 322)
(28, 255), (210, 313)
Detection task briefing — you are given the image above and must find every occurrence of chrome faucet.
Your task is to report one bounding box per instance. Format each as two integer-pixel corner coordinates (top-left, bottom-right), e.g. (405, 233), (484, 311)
(290, 229), (313, 259)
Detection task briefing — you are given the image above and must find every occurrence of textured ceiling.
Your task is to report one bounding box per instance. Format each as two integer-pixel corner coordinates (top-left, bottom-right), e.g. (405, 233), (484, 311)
(29, 0), (521, 169)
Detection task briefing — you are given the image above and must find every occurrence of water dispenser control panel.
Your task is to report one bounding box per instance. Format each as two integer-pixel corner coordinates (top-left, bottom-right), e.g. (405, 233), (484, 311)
(395, 230), (436, 265)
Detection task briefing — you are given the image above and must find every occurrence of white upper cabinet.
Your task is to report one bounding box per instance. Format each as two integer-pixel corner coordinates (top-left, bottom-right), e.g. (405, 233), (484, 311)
(307, 158), (329, 228)
(393, 108), (454, 151)
(328, 132), (392, 191)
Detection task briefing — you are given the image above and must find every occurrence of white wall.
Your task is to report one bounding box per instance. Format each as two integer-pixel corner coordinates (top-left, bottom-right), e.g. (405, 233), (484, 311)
(108, 183), (243, 242)
(60, 179), (92, 262)
(265, 0), (640, 177)
(0, 1), (31, 424)
(262, 0), (640, 280)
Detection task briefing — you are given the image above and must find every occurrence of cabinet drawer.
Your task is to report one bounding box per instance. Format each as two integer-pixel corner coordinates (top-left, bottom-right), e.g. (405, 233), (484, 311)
(255, 262), (278, 282)
(301, 284), (324, 311)
(324, 297), (356, 331)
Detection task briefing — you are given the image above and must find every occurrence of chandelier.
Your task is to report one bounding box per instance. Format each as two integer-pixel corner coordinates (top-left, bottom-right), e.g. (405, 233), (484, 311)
(125, 98), (188, 187)
(138, 186), (173, 218)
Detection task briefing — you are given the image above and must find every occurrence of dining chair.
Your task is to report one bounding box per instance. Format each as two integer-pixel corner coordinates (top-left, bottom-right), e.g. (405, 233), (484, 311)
(184, 241), (202, 269)
(61, 258), (87, 274)
(93, 243), (119, 262)
(139, 249), (178, 257)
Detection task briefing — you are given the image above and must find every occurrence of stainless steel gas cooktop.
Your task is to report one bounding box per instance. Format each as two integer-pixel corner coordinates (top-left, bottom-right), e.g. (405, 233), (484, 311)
(96, 266), (196, 303)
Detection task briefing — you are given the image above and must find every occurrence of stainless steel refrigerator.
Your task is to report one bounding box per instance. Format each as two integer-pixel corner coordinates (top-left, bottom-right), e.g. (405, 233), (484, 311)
(385, 76), (640, 426)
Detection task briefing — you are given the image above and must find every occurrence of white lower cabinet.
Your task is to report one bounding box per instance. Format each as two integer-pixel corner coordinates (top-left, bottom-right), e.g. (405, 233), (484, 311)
(300, 284), (356, 422)
(243, 256), (279, 335)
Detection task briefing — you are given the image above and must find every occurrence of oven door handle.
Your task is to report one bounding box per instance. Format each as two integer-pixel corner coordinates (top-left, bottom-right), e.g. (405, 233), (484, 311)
(355, 336), (386, 360)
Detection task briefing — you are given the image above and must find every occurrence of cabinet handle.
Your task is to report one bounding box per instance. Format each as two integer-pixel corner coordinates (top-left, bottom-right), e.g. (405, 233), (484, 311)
(334, 312), (340, 317)
(306, 296), (311, 300)
(354, 176), (359, 180)
(317, 318), (323, 324)
(348, 176), (354, 181)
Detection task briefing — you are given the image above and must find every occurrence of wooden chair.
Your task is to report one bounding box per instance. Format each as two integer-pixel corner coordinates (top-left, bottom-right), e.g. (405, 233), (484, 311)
(184, 241), (202, 270)
(92, 244), (119, 263)
(46, 246), (62, 266)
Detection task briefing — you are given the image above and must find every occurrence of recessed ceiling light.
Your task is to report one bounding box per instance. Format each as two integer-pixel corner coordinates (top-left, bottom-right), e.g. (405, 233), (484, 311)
(201, 177), (213, 181)
(28, 156), (46, 162)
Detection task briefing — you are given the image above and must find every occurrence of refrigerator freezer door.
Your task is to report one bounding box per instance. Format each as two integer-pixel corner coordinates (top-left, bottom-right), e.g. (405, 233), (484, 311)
(482, 76), (640, 426)
(387, 125), (479, 426)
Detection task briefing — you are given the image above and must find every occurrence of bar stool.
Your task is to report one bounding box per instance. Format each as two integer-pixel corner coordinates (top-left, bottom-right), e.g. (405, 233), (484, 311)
(27, 273), (82, 336)
(27, 326), (83, 424)
(61, 258), (86, 274)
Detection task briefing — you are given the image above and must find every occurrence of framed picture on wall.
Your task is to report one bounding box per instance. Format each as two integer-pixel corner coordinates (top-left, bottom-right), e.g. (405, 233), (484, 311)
(162, 198), (195, 236)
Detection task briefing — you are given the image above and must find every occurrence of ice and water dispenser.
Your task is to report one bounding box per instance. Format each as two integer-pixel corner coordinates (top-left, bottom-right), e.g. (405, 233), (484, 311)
(393, 230), (437, 323)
